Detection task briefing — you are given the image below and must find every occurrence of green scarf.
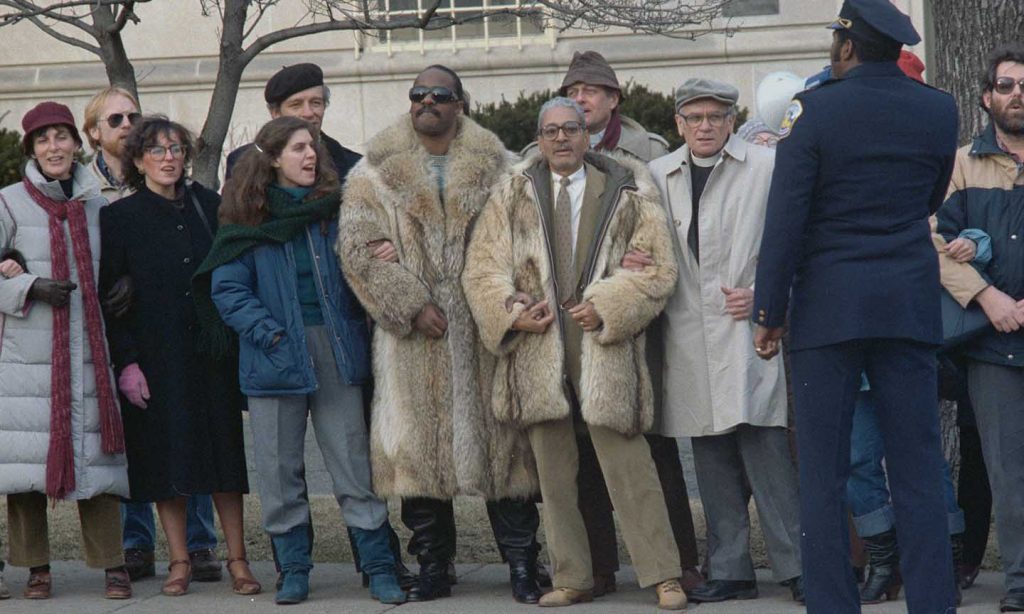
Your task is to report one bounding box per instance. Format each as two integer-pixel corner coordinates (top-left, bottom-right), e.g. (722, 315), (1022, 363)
(192, 187), (342, 356)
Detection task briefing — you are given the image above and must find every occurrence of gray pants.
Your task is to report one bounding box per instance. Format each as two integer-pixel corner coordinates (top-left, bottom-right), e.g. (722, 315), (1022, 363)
(691, 425), (802, 582)
(248, 325), (388, 536)
(967, 360), (1024, 591)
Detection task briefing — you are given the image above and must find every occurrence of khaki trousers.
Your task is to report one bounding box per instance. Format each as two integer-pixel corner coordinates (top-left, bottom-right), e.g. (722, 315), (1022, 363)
(7, 492), (124, 569)
(529, 418), (681, 589)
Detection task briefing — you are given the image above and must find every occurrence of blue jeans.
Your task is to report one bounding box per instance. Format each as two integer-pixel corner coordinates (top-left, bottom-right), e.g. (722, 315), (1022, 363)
(121, 496), (218, 552)
(847, 390), (965, 538)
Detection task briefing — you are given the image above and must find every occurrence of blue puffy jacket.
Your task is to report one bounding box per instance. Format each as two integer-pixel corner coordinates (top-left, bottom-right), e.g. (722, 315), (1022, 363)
(211, 222), (370, 396)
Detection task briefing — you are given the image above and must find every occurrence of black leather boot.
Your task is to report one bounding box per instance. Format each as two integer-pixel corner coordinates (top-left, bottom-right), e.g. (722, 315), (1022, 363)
(951, 532), (964, 605)
(860, 529), (902, 604)
(486, 498), (543, 603)
(401, 498), (455, 602)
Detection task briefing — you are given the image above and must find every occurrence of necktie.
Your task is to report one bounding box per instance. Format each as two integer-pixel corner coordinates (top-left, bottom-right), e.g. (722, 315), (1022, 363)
(554, 176), (574, 305)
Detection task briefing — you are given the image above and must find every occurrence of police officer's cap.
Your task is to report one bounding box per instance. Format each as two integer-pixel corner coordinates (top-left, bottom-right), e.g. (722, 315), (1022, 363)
(265, 63), (324, 105)
(829, 0), (921, 47)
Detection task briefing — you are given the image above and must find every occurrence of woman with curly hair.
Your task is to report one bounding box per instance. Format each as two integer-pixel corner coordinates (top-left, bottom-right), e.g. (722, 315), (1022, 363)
(98, 116), (259, 597)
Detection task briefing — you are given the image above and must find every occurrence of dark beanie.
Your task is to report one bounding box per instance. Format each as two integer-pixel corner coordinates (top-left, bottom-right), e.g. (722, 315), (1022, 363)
(559, 51), (620, 96)
(21, 101), (82, 155)
(264, 63), (324, 105)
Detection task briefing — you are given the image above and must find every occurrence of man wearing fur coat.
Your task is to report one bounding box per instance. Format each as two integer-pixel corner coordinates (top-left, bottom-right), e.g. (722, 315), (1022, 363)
(336, 65), (543, 604)
(463, 97), (687, 610)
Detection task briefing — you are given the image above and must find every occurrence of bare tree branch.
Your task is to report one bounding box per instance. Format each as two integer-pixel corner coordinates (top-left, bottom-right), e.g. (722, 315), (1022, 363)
(0, 0), (129, 25)
(111, 1), (141, 32)
(22, 12), (101, 54)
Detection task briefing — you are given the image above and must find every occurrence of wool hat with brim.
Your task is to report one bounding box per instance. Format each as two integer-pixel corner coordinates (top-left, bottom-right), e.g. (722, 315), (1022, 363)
(674, 78), (739, 112)
(559, 51), (621, 96)
(265, 63), (324, 105)
(21, 101), (82, 155)
(828, 0), (920, 47)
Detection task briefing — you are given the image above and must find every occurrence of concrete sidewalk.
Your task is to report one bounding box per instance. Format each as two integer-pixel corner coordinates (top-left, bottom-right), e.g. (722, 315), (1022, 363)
(0, 563), (1004, 613)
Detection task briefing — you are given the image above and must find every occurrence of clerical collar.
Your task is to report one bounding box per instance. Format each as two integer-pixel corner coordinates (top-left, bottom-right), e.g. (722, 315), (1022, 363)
(689, 150), (722, 168)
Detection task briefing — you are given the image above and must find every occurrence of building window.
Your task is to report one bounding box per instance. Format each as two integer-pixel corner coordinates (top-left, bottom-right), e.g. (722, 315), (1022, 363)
(378, 0), (544, 50)
(722, 0), (780, 17)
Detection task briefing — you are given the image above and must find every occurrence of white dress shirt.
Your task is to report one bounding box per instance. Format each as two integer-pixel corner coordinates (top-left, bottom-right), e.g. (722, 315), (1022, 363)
(551, 165), (587, 256)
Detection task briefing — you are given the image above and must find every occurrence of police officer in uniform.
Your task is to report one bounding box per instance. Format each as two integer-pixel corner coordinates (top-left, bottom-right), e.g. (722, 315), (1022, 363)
(751, 1), (959, 612)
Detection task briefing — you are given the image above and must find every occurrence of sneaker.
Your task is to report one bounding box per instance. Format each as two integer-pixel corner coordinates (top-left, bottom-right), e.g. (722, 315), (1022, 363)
(124, 548), (155, 581)
(189, 548), (223, 582)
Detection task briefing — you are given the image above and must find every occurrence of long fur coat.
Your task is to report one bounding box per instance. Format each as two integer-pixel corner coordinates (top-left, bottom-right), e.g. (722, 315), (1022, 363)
(337, 115), (539, 500)
(463, 152), (678, 437)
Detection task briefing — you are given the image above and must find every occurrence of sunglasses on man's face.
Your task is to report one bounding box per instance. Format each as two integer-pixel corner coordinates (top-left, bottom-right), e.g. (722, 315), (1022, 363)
(994, 77), (1024, 96)
(409, 86), (460, 105)
(104, 112), (142, 129)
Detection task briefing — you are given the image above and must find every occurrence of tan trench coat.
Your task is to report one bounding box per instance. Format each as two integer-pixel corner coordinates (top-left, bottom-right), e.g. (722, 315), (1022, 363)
(648, 136), (787, 437)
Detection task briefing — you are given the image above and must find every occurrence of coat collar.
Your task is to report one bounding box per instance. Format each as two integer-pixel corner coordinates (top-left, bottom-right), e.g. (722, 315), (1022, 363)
(841, 61), (905, 80)
(661, 135), (748, 178)
(23, 160), (101, 202)
(971, 122), (1016, 159)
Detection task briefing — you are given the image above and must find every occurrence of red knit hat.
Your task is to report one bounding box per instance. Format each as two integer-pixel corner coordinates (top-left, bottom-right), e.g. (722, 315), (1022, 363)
(897, 50), (926, 83)
(21, 101), (82, 155)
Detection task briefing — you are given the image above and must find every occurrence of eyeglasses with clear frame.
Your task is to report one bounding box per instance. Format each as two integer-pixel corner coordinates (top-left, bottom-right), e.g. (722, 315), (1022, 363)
(145, 144), (184, 159)
(678, 111), (733, 128)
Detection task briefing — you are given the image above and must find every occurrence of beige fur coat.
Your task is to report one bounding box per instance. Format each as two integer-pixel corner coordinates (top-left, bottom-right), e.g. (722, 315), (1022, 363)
(463, 152), (678, 437)
(337, 115), (538, 500)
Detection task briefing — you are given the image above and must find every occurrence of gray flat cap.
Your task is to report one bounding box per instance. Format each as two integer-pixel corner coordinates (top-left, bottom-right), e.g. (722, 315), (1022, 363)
(674, 78), (739, 111)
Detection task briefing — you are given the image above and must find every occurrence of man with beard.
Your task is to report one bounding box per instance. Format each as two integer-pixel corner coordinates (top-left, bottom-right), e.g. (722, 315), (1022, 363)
(337, 65), (545, 604)
(751, 0), (959, 611)
(81, 87), (223, 584)
(935, 42), (1024, 613)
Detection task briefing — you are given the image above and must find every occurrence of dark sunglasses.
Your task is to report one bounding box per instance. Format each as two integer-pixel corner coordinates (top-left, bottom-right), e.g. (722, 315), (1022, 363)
(104, 112), (141, 128)
(409, 86), (459, 104)
(994, 77), (1024, 96)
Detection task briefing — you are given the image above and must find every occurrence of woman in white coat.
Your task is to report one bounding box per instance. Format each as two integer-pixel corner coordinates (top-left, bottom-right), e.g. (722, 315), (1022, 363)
(0, 102), (130, 600)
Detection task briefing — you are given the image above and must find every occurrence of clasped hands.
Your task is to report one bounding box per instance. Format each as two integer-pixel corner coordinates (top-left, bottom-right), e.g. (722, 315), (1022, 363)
(506, 292), (601, 333)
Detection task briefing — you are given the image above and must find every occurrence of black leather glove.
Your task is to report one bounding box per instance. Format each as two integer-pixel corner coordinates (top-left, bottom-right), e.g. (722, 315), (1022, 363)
(28, 278), (77, 307)
(102, 275), (134, 318)
(0, 248), (27, 273)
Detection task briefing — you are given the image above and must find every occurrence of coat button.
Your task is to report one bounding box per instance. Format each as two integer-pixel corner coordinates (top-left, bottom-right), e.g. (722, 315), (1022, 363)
(674, 219), (682, 227)
(1012, 234), (1018, 240)
(183, 257), (191, 264)
(184, 290), (191, 297)
(177, 224), (184, 231)
(1009, 354), (1015, 360)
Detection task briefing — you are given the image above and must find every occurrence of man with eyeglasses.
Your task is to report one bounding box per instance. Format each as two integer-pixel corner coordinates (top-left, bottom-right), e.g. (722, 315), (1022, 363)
(463, 95), (686, 609)
(934, 42), (1024, 613)
(629, 78), (804, 604)
(338, 65), (546, 604)
(524, 50), (701, 601)
(80, 87), (225, 585)
(751, 0), (960, 611)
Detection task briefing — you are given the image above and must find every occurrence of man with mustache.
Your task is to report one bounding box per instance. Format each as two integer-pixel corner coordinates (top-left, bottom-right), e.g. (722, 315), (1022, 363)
(463, 95), (686, 609)
(337, 65), (546, 604)
(523, 49), (701, 600)
(934, 42), (1024, 613)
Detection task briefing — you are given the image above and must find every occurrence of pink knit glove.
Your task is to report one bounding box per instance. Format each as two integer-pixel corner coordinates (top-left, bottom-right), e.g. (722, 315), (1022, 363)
(118, 363), (150, 409)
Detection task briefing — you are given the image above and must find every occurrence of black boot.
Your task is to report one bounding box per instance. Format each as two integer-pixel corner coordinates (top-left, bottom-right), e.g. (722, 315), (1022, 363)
(402, 498), (455, 602)
(951, 532), (964, 605)
(486, 497), (543, 603)
(504, 547), (542, 604)
(860, 529), (902, 604)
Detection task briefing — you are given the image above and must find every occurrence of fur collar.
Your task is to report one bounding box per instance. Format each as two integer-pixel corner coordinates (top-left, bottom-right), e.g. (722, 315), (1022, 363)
(363, 115), (513, 236)
(513, 149), (660, 204)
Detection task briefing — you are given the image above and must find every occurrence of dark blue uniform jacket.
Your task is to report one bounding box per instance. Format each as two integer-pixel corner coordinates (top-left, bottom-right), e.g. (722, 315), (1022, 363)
(753, 61), (958, 350)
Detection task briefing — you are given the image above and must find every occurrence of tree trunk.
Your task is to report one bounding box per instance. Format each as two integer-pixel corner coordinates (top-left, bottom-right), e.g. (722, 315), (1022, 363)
(929, 0), (1024, 145)
(192, 0), (249, 188)
(91, 6), (139, 100)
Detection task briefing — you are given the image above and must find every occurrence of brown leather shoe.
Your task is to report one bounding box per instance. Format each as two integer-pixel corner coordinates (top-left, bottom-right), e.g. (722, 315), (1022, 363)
(656, 579), (688, 610)
(24, 570), (51, 599)
(226, 558), (262, 596)
(679, 567), (705, 592)
(593, 573), (617, 597)
(105, 569), (132, 600)
(539, 587), (594, 607)
(161, 560), (192, 597)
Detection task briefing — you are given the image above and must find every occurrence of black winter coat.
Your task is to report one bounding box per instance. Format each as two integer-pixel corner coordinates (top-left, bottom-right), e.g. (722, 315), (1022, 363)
(99, 182), (248, 502)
